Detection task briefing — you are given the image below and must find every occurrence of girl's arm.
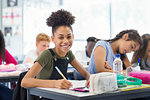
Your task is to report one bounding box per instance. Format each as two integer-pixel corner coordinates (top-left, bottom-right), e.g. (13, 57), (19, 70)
(5, 49), (18, 65)
(70, 58), (90, 80)
(122, 55), (131, 76)
(123, 55), (131, 68)
(94, 46), (113, 72)
(21, 62), (72, 89)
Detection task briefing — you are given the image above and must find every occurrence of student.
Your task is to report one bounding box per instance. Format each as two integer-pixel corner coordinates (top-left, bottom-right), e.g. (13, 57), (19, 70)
(85, 37), (99, 58)
(0, 30), (16, 100)
(23, 33), (51, 65)
(88, 29), (142, 74)
(74, 37), (99, 80)
(21, 9), (90, 92)
(0, 30), (18, 65)
(75, 37), (99, 66)
(131, 34), (150, 70)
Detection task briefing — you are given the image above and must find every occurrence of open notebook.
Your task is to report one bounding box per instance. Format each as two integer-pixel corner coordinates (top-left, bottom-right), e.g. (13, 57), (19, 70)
(69, 80), (86, 89)
(69, 80), (89, 92)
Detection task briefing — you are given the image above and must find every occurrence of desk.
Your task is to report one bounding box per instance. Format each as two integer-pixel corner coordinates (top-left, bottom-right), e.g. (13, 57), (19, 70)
(0, 71), (22, 88)
(0, 71), (22, 82)
(0, 76), (19, 82)
(27, 85), (150, 100)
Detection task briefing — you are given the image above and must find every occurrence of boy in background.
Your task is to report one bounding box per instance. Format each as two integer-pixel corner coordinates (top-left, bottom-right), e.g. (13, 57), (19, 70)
(23, 33), (51, 66)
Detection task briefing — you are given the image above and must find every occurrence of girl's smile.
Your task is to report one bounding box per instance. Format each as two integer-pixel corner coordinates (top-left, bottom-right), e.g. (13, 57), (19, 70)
(52, 26), (74, 57)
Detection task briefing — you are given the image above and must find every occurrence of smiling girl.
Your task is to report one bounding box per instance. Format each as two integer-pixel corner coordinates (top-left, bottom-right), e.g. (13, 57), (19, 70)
(88, 30), (142, 74)
(21, 9), (90, 90)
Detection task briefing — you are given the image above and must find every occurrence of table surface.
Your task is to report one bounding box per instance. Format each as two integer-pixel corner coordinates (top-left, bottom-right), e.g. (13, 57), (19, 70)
(27, 86), (150, 100)
(0, 71), (22, 82)
(27, 80), (150, 100)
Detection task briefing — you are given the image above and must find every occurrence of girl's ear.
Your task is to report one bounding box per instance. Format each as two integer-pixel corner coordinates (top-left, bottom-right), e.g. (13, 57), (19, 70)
(51, 35), (55, 43)
(122, 33), (129, 40)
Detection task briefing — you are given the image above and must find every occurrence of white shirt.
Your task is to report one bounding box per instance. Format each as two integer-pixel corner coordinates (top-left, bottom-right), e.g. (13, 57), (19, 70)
(23, 49), (38, 65)
(75, 50), (90, 67)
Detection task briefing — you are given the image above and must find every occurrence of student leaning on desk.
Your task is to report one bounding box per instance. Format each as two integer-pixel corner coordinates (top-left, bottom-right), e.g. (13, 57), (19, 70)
(88, 29), (142, 75)
(21, 9), (90, 95)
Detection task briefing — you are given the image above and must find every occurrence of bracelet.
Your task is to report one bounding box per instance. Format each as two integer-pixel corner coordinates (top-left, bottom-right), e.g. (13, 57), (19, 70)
(126, 77), (142, 85)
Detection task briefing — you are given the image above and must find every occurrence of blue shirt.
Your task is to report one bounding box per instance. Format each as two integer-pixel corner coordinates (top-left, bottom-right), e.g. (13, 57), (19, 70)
(88, 40), (116, 74)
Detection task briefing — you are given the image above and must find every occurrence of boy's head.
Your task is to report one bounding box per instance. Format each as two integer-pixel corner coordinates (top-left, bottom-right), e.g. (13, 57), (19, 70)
(86, 37), (99, 58)
(46, 9), (75, 54)
(36, 33), (51, 55)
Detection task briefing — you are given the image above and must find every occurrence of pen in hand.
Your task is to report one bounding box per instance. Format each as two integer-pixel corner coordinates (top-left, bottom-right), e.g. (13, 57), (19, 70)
(55, 66), (73, 89)
(137, 58), (141, 66)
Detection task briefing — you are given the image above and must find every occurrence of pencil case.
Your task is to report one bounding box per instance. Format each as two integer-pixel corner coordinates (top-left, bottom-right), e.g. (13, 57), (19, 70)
(129, 71), (150, 84)
(89, 72), (118, 94)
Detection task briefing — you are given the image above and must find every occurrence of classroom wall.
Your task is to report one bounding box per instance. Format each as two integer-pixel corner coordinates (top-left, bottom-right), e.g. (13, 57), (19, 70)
(1, 0), (150, 62)
(1, 0), (24, 60)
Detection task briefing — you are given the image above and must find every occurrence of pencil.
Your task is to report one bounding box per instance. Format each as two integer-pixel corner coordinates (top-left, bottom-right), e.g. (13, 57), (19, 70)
(55, 66), (67, 80)
(122, 85), (150, 91)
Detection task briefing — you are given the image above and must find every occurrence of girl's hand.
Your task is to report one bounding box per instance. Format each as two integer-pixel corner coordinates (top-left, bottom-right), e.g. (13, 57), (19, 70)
(55, 79), (72, 89)
(104, 61), (112, 70)
(85, 79), (90, 88)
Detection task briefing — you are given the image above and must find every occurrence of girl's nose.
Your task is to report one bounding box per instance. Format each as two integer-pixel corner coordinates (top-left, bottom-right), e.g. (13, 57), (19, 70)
(63, 38), (68, 43)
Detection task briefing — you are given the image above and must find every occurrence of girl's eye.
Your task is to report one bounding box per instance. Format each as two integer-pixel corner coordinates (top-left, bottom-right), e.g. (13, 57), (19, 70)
(58, 37), (64, 39)
(131, 45), (135, 49)
(67, 36), (71, 39)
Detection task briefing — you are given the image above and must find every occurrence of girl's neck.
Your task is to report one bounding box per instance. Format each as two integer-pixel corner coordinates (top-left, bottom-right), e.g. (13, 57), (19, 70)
(110, 40), (119, 55)
(54, 48), (66, 57)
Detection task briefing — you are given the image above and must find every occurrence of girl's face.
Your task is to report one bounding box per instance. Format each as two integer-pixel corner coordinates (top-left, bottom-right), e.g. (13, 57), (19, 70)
(52, 26), (74, 54)
(146, 41), (150, 57)
(119, 40), (140, 54)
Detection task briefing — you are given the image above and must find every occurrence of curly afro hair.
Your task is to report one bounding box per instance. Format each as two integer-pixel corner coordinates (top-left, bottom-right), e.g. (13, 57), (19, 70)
(46, 9), (75, 35)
